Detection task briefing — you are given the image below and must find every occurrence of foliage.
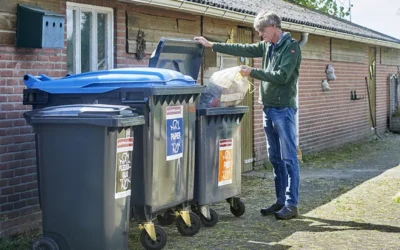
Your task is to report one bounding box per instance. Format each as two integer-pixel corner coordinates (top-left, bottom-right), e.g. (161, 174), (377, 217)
(0, 229), (41, 250)
(286, 0), (351, 18)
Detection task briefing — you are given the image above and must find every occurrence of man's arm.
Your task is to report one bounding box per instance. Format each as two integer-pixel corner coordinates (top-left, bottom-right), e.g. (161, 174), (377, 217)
(194, 36), (264, 58)
(250, 42), (301, 84)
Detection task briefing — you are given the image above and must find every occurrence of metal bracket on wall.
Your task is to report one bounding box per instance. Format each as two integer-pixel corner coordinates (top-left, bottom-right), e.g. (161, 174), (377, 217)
(350, 90), (364, 100)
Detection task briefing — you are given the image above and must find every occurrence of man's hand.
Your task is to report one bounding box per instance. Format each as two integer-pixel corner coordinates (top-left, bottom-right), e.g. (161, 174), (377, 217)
(193, 36), (213, 48)
(240, 65), (252, 77)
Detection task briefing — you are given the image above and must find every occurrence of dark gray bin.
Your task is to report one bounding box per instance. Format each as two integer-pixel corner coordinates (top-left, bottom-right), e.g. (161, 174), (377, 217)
(25, 104), (144, 250)
(193, 106), (248, 226)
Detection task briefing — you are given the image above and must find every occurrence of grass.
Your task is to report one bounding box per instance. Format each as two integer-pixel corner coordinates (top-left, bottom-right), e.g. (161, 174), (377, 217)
(301, 139), (380, 168)
(0, 229), (41, 250)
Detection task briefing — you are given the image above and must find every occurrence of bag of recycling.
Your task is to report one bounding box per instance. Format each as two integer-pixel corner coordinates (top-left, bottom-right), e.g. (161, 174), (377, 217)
(200, 66), (251, 108)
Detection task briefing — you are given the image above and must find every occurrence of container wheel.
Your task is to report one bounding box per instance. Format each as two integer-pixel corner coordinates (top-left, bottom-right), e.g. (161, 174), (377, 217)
(176, 211), (201, 236)
(156, 209), (175, 226)
(32, 237), (59, 250)
(140, 225), (167, 250)
(230, 199), (245, 217)
(200, 208), (219, 227)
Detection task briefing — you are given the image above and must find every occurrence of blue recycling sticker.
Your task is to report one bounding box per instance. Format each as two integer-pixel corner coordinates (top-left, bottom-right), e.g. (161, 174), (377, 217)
(166, 106), (183, 161)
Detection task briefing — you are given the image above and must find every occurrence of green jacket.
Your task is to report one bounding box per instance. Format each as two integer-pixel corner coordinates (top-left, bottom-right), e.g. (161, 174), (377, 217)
(212, 33), (302, 108)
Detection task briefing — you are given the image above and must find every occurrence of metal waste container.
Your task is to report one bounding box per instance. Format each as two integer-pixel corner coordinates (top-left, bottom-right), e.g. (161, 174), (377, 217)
(23, 38), (205, 250)
(24, 104), (145, 250)
(192, 106), (248, 227)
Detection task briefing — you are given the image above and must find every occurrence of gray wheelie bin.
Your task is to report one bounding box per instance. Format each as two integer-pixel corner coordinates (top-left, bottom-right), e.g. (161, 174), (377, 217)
(22, 37), (205, 250)
(192, 106), (248, 227)
(24, 104), (144, 250)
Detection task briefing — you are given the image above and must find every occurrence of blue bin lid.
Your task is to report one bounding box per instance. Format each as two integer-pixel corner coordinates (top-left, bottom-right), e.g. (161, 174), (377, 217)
(23, 67), (201, 94)
(149, 38), (204, 80)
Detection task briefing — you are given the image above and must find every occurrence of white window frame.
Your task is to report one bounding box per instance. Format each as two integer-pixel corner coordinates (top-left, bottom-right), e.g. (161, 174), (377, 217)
(66, 2), (114, 73)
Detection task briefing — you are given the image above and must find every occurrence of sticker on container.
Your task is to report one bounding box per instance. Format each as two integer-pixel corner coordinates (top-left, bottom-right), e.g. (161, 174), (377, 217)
(115, 137), (133, 199)
(218, 138), (233, 186)
(166, 105), (184, 161)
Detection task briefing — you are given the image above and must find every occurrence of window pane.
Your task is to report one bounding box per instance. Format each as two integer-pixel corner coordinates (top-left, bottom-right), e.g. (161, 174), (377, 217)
(97, 13), (107, 70)
(66, 9), (76, 74)
(81, 11), (92, 73)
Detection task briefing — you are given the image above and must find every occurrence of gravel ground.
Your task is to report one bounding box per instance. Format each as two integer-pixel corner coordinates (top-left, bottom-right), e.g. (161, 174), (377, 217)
(128, 133), (400, 249)
(2, 133), (399, 250)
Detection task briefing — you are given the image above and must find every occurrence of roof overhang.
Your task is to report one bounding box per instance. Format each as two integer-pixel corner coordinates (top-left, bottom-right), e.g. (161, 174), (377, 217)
(123, 0), (400, 49)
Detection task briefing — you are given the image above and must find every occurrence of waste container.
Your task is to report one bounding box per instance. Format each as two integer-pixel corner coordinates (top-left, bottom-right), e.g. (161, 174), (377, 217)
(24, 104), (145, 250)
(192, 106), (248, 227)
(23, 38), (205, 250)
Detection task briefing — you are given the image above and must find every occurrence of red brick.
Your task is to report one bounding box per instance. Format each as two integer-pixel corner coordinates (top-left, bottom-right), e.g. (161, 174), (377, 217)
(7, 96), (22, 103)
(0, 187), (14, 196)
(0, 179), (7, 187)
(26, 198), (38, 206)
(21, 159), (35, 167)
(1, 203), (14, 213)
(0, 195), (6, 204)
(6, 112), (21, 119)
(26, 166), (36, 174)
(6, 128), (19, 136)
(20, 192), (33, 200)
(0, 163), (7, 171)
(2, 170), (14, 178)
(6, 210), (21, 220)
(0, 120), (13, 128)
(14, 184), (26, 193)
(21, 175), (34, 183)
(0, 153), (13, 162)
(7, 160), (21, 169)
(8, 177), (21, 186)
(0, 54), (12, 60)
(13, 200), (26, 209)
(8, 194), (20, 202)
(26, 182), (38, 190)
(14, 136), (26, 143)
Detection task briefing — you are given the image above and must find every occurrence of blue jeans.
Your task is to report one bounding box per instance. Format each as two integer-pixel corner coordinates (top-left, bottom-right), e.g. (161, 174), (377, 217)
(263, 107), (300, 207)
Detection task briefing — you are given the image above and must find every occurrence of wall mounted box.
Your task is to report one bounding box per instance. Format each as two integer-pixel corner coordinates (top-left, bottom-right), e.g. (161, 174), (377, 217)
(16, 4), (65, 48)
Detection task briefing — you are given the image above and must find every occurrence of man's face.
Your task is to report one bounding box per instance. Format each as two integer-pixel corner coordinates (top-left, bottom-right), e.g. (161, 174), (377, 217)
(257, 25), (275, 42)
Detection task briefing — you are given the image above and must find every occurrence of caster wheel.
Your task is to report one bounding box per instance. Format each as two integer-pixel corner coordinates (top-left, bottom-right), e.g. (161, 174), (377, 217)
(176, 211), (201, 236)
(200, 208), (219, 227)
(230, 199), (245, 217)
(140, 225), (167, 250)
(32, 237), (59, 250)
(156, 209), (175, 226)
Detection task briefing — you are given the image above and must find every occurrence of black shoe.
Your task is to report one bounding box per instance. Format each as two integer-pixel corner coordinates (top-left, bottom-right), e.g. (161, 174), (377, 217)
(275, 205), (298, 220)
(260, 203), (284, 216)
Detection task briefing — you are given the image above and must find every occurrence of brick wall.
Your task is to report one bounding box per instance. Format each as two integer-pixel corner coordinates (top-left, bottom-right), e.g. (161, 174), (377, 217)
(0, 0), (113, 237)
(0, 30), (66, 241)
(298, 60), (372, 153)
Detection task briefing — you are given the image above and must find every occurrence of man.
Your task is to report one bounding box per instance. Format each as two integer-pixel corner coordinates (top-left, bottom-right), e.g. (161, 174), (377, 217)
(194, 11), (301, 220)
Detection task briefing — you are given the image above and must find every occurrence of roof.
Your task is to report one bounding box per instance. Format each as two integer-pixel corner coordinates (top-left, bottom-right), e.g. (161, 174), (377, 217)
(184, 0), (400, 44)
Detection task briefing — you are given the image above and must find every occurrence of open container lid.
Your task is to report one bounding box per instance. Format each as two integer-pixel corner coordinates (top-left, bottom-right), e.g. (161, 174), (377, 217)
(149, 37), (204, 81)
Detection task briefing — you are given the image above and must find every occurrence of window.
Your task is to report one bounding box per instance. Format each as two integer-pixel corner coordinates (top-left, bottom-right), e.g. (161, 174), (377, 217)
(67, 2), (113, 74)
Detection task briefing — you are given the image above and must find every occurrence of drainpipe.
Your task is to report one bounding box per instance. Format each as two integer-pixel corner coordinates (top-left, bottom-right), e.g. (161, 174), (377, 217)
(296, 32), (309, 161)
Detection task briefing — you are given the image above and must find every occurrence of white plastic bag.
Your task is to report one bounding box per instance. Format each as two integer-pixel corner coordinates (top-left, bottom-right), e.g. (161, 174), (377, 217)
(200, 66), (251, 107)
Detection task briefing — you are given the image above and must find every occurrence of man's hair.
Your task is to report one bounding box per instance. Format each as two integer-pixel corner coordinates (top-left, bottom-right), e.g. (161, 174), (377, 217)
(253, 11), (282, 31)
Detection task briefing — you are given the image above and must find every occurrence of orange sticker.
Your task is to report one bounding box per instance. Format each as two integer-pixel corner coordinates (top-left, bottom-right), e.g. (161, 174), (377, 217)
(218, 138), (233, 186)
